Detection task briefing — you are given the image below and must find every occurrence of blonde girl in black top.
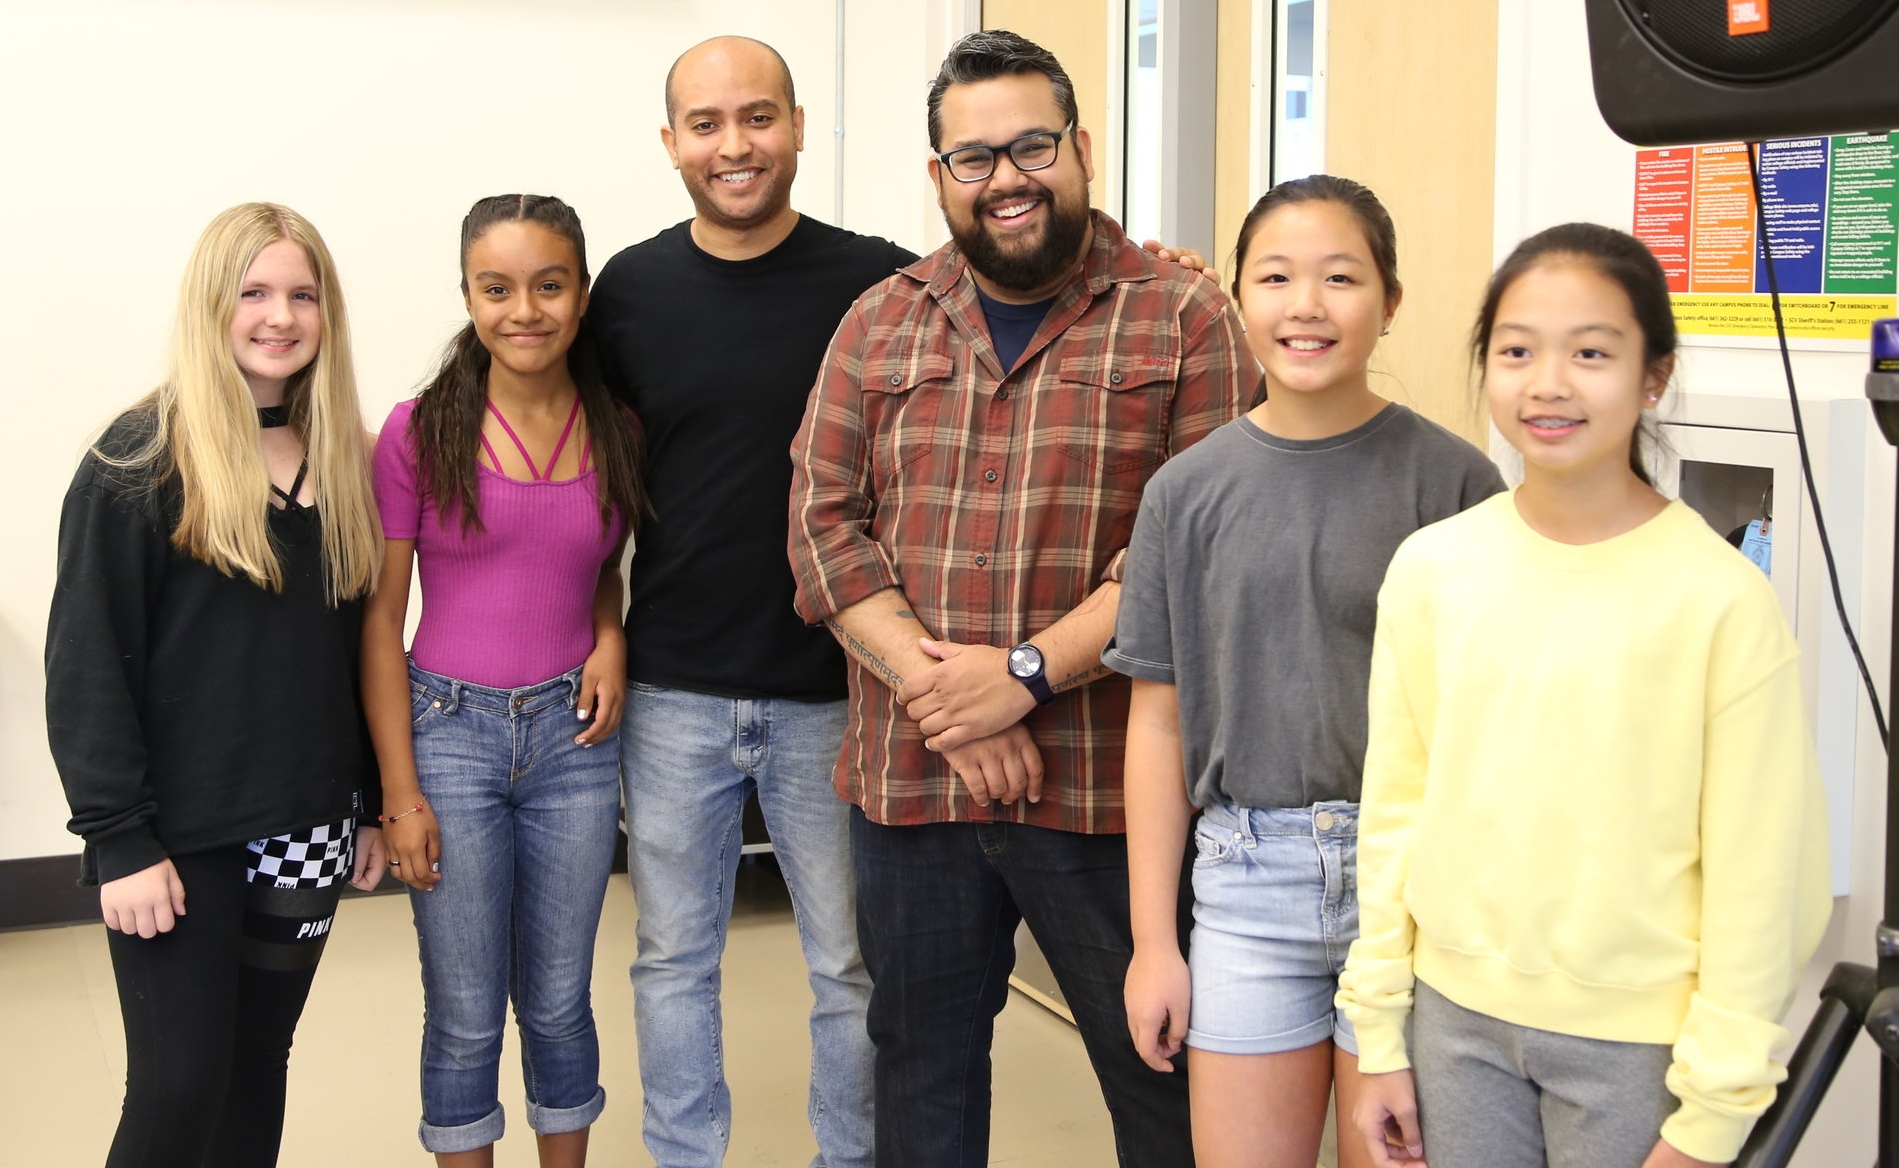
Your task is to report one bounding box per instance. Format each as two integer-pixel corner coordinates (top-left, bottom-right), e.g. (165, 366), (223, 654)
(46, 202), (385, 1167)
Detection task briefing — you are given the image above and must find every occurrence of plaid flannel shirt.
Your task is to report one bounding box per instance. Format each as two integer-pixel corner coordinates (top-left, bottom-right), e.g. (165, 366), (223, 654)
(789, 212), (1254, 832)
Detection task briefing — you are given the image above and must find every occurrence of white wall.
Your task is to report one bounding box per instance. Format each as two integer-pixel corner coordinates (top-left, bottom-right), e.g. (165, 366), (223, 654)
(1495, 4), (1890, 1162)
(0, 0), (964, 865)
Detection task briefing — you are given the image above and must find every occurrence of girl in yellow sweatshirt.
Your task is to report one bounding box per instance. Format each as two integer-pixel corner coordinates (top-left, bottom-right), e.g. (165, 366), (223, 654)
(1336, 223), (1832, 1168)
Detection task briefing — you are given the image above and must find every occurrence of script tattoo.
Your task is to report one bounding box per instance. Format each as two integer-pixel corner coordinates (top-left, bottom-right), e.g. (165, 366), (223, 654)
(1052, 662), (1114, 694)
(825, 617), (905, 692)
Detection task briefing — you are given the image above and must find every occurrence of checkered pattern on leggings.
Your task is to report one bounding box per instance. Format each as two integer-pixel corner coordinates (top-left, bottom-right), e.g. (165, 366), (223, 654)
(245, 818), (355, 889)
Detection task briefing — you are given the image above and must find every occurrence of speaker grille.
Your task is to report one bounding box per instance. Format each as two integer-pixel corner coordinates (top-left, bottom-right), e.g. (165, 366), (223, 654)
(1623, 0), (1899, 81)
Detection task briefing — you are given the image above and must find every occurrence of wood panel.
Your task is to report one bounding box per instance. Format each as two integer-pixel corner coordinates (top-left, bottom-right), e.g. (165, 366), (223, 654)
(1213, 0), (1255, 276)
(1326, 2), (1497, 440)
(982, 0), (1111, 209)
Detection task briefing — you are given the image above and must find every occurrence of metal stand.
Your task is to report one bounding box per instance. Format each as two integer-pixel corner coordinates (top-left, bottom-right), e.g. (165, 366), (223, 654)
(1738, 383), (1899, 1167)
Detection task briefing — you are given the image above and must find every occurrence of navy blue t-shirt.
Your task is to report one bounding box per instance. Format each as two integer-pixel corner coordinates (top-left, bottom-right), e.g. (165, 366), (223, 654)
(974, 285), (1057, 372)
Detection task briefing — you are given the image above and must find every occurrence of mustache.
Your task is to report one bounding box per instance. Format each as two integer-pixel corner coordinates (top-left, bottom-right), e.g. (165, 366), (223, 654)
(976, 182), (1052, 214)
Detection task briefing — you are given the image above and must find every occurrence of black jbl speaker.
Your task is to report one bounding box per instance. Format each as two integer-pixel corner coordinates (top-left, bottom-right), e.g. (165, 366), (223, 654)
(1585, 0), (1899, 146)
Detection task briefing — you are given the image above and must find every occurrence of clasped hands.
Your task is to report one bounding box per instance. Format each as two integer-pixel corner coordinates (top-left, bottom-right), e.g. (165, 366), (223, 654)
(897, 637), (1044, 808)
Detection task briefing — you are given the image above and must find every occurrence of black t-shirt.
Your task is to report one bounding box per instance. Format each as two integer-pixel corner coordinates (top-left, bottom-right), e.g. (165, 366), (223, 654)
(590, 215), (916, 700)
(973, 285), (1057, 373)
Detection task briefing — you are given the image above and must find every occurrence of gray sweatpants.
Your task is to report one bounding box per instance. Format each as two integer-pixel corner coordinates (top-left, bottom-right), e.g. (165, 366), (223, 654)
(1412, 981), (1676, 1168)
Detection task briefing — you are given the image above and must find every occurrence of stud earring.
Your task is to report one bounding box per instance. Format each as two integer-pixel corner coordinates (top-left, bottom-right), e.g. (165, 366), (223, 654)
(1380, 325), (1390, 336)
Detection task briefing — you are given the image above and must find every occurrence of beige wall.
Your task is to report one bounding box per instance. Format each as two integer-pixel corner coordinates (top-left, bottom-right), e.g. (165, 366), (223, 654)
(0, 0), (963, 863)
(1213, 0), (1255, 275)
(1327, 0), (1499, 439)
(982, 0), (1113, 210)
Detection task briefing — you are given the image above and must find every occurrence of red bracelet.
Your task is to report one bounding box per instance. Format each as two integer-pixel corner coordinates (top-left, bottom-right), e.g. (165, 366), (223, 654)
(378, 802), (426, 824)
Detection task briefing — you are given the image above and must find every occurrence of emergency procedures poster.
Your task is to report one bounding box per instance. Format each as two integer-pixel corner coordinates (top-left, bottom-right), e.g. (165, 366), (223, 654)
(1633, 133), (1897, 342)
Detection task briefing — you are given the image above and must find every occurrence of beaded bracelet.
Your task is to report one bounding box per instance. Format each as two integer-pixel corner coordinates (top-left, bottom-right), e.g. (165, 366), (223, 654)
(378, 802), (426, 824)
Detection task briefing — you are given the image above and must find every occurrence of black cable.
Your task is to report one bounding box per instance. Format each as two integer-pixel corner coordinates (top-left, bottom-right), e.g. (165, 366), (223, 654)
(1746, 141), (1890, 750)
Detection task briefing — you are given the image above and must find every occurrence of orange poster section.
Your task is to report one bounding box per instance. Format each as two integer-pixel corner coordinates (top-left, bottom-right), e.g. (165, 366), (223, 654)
(1689, 144), (1757, 293)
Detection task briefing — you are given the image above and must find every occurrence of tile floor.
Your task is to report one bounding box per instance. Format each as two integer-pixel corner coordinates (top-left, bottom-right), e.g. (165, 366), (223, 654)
(0, 861), (1122, 1166)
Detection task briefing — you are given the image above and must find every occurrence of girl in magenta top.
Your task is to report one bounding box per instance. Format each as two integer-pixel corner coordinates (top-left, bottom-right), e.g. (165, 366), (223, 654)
(362, 194), (648, 1166)
(374, 386), (620, 687)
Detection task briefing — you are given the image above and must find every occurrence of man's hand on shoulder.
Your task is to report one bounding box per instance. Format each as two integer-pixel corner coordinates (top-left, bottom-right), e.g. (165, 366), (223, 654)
(1141, 238), (1220, 286)
(898, 639), (1037, 750)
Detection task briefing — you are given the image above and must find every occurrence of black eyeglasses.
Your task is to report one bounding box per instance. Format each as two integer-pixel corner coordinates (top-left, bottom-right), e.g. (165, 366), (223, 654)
(934, 122), (1075, 183)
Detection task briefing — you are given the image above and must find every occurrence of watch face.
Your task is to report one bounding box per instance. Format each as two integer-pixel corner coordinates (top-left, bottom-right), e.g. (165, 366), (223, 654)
(1009, 644), (1043, 678)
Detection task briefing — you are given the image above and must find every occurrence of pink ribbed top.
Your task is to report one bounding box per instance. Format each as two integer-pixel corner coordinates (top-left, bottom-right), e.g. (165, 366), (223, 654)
(373, 399), (625, 689)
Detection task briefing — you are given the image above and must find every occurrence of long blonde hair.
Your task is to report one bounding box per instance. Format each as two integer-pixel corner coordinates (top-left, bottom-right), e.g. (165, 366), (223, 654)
(104, 203), (381, 602)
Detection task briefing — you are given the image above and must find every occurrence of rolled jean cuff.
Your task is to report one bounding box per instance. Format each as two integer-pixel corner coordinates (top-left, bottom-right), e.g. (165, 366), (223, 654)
(529, 1085), (606, 1136)
(419, 1102), (505, 1154)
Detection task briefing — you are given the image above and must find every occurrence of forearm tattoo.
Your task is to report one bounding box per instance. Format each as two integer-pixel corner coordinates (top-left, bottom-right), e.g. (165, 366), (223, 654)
(825, 617), (905, 691)
(1052, 662), (1114, 694)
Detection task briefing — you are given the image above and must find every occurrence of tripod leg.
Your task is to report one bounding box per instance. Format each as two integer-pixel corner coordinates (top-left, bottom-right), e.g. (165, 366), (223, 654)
(1736, 962), (1876, 1168)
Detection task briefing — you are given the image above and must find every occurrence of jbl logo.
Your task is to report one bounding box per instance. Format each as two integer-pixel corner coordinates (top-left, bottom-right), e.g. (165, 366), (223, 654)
(1728, 1), (1769, 36)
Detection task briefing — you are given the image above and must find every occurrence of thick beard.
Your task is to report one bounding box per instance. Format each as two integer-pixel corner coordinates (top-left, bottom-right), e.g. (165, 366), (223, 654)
(951, 187), (1090, 294)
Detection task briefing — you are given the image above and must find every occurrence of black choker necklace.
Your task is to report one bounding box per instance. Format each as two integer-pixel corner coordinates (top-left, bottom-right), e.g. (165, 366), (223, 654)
(257, 405), (290, 429)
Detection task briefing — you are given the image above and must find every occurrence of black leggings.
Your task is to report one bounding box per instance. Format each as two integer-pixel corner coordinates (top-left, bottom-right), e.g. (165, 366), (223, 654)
(104, 845), (345, 1168)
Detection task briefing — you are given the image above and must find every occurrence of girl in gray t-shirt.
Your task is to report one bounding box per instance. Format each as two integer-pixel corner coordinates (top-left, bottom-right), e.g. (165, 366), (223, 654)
(1107, 175), (1502, 1168)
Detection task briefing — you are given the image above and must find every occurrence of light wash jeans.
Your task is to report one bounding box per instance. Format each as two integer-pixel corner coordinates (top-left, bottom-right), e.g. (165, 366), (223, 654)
(618, 684), (872, 1168)
(407, 662), (620, 1154)
(1187, 800), (1360, 1055)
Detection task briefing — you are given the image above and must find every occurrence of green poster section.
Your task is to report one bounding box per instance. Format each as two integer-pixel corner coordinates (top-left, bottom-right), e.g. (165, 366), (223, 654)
(1827, 133), (1898, 297)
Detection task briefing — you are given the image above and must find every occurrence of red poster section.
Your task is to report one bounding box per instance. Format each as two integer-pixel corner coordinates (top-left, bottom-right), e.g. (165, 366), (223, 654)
(1634, 148), (1692, 292)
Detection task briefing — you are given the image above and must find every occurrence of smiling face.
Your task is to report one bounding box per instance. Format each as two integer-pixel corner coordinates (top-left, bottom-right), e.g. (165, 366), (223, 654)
(930, 72), (1093, 300)
(662, 39), (804, 234)
(1235, 199), (1394, 401)
(229, 238), (322, 403)
(462, 220), (589, 381)
(1484, 259), (1670, 483)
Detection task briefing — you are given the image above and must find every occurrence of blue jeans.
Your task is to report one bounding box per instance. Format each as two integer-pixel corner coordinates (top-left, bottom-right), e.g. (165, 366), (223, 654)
(851, 810), (1195, 1168)
(407, 663), (619, 1154)
(618, 684), (872, 1168)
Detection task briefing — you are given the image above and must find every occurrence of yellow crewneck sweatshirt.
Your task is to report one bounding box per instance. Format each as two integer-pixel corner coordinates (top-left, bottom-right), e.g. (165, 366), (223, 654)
(1337, 492), (1831, 1164)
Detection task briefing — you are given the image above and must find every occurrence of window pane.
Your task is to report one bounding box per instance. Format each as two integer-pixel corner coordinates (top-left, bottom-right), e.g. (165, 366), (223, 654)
(1125, 0), (1162, 243)
(1273, 0), (1322, 183)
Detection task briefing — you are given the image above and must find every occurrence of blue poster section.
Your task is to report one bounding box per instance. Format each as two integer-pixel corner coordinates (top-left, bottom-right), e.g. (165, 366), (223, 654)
(1754, 137), (1830, 294)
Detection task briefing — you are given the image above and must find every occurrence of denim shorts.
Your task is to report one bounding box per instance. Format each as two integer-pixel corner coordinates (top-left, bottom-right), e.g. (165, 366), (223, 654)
(1186, 800), (1359, 1056)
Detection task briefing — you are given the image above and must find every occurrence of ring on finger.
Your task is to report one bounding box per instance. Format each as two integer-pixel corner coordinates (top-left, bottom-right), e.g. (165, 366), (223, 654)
(389, 860), (401, 866)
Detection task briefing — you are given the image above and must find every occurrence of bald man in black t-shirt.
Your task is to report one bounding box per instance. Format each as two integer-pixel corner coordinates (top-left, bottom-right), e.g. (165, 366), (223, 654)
(590, 37), (910, 1168)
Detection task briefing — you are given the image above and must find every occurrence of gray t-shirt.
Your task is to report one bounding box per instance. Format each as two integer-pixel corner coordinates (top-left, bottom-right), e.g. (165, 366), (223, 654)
(1104, 404), (1504, 809)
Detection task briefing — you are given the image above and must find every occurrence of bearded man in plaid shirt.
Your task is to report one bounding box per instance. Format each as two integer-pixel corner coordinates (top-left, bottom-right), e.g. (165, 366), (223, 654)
(788, 29), (1254, 1167)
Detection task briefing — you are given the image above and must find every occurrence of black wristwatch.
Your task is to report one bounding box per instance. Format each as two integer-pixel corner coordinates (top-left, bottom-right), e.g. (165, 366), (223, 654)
(1008, 642), (1055, 706)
